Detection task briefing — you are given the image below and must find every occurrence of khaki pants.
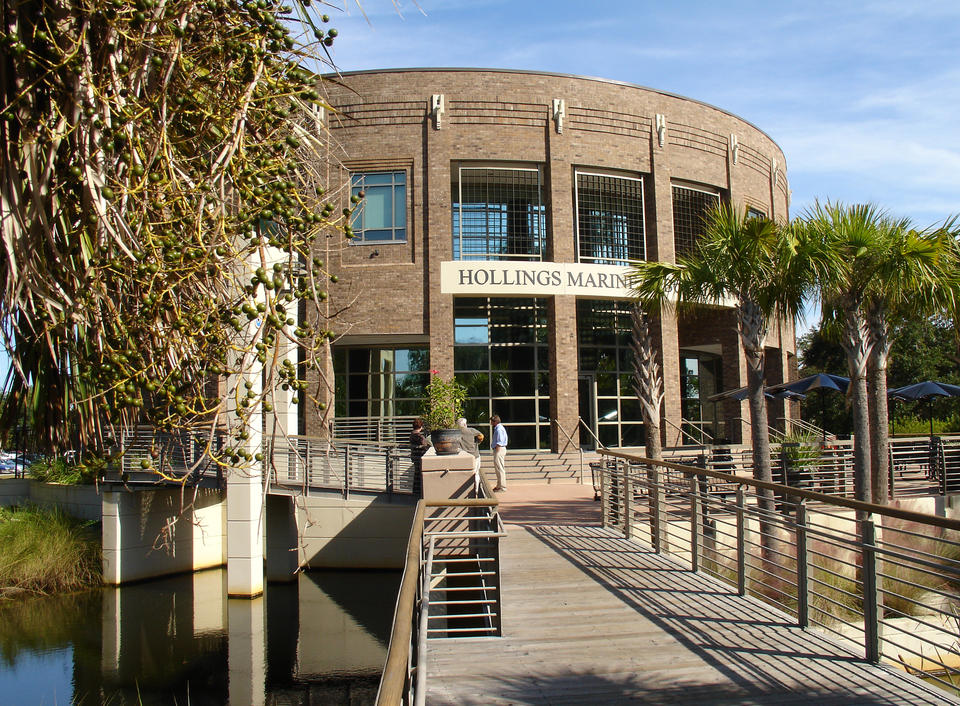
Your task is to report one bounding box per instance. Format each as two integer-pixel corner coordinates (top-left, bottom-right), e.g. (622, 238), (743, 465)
(493, 446), (507, 489)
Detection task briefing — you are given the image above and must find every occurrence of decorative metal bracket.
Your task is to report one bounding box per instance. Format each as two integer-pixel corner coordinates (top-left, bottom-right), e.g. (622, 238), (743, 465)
(431, 93), (445, 130)
(655, 114), (666, 148)
(730, 134), (739, 165)
(552, 98), (565, 134)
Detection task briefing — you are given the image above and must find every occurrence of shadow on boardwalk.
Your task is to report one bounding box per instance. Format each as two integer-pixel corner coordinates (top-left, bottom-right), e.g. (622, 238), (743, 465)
(427, 487), (957, 705)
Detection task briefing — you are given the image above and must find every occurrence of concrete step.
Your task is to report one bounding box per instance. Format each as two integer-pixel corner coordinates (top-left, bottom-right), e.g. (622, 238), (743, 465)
(478, 450), (602, 485)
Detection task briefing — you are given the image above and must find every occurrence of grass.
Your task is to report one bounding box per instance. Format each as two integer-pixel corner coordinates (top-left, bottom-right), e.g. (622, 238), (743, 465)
(0, 505), (101, 597)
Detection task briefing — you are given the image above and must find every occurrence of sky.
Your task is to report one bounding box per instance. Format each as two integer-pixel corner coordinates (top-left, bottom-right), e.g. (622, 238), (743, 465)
(2, 2), (955, 385)
(321, 0), (960, 333)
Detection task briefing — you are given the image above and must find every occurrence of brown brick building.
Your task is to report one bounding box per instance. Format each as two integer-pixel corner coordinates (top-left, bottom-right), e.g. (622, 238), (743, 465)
(312, 68), (797, 450)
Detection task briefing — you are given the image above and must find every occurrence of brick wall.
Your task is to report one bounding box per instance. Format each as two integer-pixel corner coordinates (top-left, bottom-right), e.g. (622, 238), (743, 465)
(309, 69), (795, 449)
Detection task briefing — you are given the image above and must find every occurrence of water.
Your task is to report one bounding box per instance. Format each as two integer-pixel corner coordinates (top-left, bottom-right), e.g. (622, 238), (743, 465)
(0, 569), (401, 705)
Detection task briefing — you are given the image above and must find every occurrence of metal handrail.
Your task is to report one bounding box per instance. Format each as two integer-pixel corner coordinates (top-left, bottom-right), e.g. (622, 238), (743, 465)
(599, 449), (960, 526)
(552, 418), (584, 484)
(265, 435), (416, 497)
(377, 474), (504, 705)
(597, 449), (960, 692)
(663, 417), (710, 447)
(554, 418), (579, 455)
(732, 415), (788, 444)
(378, 502), (426, 705)
(779, 417), (834, 441)
(577, 416), (606, 450)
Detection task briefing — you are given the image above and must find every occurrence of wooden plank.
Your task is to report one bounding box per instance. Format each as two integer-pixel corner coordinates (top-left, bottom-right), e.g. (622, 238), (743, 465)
(427, 520), (958, 705)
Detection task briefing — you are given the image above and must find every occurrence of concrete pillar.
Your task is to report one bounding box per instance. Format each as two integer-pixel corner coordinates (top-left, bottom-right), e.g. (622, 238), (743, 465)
(227, 360), (265, 597)
(227, 464), (264, 597)
(265, 494), (300, 582)
(228, 596), (266, 706)
(101, 490), (123, 586)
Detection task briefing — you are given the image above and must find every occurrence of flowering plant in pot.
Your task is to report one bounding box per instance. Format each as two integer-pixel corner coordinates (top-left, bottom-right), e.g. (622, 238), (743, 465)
(421, 371), (468, 455)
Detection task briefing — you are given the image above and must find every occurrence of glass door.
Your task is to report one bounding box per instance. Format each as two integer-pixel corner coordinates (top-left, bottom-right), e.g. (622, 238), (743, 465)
(578, 374), (597, 450)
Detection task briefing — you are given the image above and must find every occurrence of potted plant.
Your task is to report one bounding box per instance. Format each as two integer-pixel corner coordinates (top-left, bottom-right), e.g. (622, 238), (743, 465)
(422, 371), (468, 455)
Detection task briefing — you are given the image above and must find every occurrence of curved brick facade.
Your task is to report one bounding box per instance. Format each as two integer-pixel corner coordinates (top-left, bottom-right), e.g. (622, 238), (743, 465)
(314, 68), (797, 450)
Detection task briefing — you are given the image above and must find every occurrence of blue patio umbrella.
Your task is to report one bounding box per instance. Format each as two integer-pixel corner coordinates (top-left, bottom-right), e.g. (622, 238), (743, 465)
(766, 373), (850, 441)
(888, 381), (960, 400)
(887, 381), (960, 438)
(765, 373), (850, 396)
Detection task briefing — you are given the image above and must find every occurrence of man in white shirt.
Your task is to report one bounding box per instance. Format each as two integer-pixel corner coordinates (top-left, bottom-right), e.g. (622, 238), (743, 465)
(490, 414), (508, 491)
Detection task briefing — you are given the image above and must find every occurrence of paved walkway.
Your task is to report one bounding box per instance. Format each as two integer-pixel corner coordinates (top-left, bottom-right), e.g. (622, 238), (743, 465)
(426, 483), (958, 705)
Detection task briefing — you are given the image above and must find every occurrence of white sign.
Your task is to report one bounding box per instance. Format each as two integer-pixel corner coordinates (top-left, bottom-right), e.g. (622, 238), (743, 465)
(440, 261), (634, 298)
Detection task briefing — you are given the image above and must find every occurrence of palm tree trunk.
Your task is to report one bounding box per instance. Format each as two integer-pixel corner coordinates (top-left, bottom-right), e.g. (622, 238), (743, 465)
(630, 305), (663, 461)
(868, 306), (891, 503)
(738, 299), (777, 560)
(843, 305), (873, 503)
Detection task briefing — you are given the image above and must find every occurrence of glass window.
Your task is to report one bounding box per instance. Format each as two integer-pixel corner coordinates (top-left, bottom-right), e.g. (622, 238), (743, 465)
(576, 172), (645, 265)
(454, 297), (549, 449)
(672, 184), (720, 259)
(577, 299), (649, 447)
(334, 345), (428, 418)
(453, 166), (546, 261)
(350, 171), (407, 243)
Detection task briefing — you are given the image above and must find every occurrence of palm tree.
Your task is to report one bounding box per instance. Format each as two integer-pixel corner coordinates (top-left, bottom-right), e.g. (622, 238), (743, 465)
(630, 205), (823, 554)
(864, 219), (960, 502)
(630, 303), (663, 461)
(798, 203), (899, 504)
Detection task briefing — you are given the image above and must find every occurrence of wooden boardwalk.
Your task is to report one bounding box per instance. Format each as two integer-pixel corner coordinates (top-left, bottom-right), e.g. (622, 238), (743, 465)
(426, 484), (958, 705)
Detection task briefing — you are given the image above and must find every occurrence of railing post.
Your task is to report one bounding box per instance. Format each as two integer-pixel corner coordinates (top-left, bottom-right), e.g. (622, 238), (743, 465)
(796, 499), (809, 628)
(938, 438), (947, 496)
(343, 444), (351, 500)
(887, 442), (895, 499)
(690, 472), (701, 572)
(623, 463), (632, 540)
(600, 461), (608, 530)
(386, 447), (394, 496)
(736, 484), (746, 597)
(861, 514), (880, 663)
(650, 463), (664, 553)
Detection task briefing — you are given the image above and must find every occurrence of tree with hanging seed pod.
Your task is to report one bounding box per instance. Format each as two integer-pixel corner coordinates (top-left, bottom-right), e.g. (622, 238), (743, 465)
(0, 0), (353, 474)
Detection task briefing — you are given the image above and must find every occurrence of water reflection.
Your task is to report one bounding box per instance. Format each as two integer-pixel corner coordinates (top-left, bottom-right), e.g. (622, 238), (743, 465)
(0, 569), (400, 705)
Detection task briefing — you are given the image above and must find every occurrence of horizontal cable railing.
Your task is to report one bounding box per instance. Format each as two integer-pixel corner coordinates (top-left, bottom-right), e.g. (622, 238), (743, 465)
(597, 449), (960, 696)
(377, 476), (504, 706)
(116, 426), (227, 484)
(265, 435), (417, 497)
(333, 416), (418, 446)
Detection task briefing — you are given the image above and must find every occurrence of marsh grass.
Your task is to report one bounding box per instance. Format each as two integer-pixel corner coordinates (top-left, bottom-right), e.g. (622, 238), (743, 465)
(879, 524), (960, 620)
(0, 505), (101, 597)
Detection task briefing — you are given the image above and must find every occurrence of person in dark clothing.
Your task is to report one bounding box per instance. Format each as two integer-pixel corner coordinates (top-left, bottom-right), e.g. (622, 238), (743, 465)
(409, 417), (431, 474)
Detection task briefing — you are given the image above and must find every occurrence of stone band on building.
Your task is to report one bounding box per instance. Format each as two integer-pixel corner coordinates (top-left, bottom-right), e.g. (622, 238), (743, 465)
(310, 68), (797, 451)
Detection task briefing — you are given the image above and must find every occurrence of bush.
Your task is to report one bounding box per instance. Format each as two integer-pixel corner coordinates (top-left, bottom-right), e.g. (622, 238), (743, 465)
(890, 413), (960, 436)
(0, 505), (101, 597)
(27, 455), (104, 485)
